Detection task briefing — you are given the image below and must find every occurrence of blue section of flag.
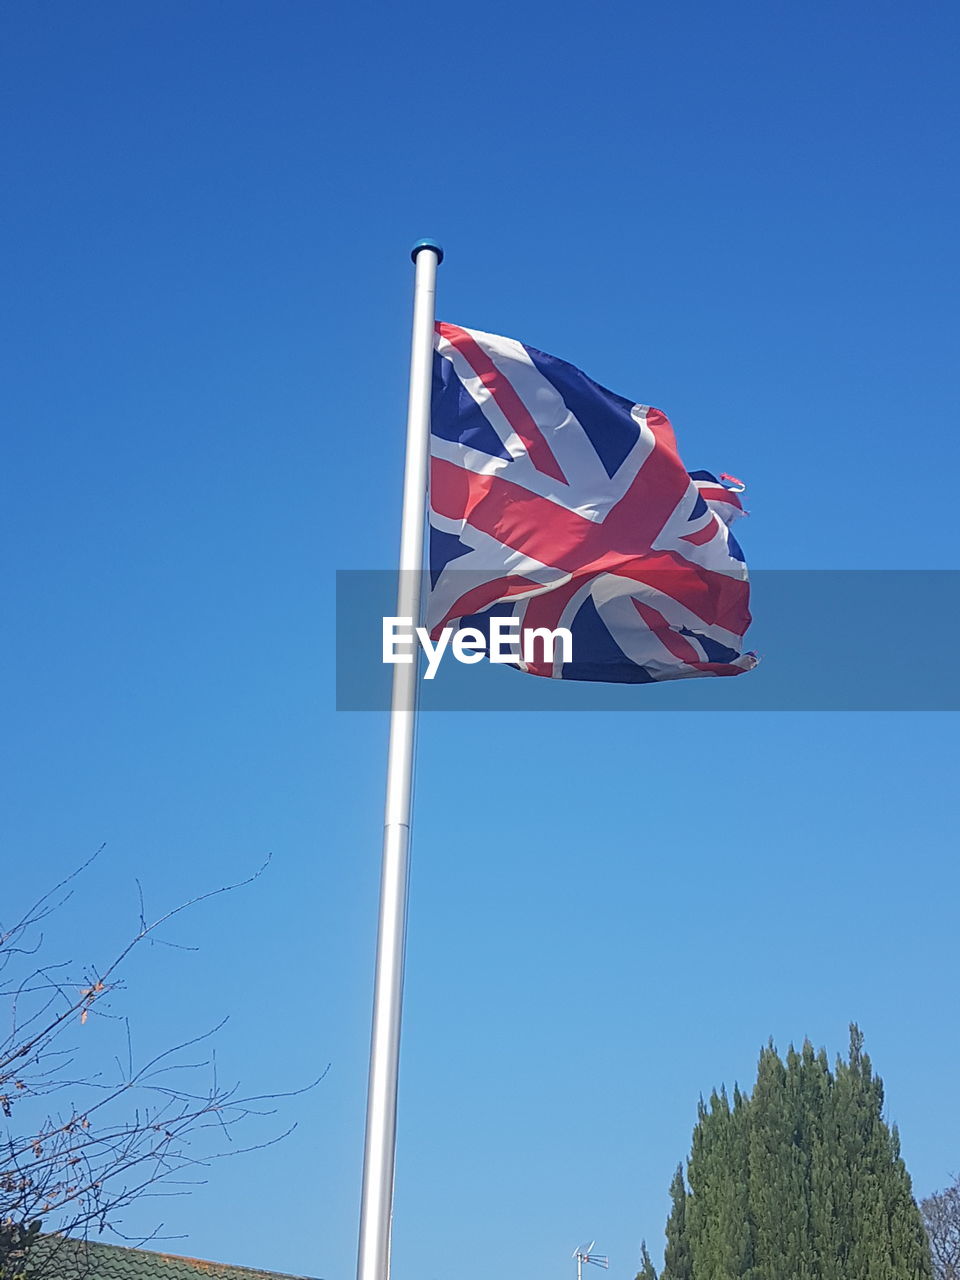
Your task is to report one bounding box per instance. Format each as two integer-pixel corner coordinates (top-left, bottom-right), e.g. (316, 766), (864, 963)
(559, 596), (656, 684)
(688, 493), (708, 521)
(428, 526), (473, 589)
(431, 351), (511, 461)
(726, 530), (746, 563)
(679, 628), (739, 664)
(524, 345), (640, 479)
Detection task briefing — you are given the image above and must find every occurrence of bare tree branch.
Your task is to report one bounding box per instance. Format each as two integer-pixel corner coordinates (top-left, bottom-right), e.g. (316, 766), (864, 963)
(922, 1176), (960, 1280)
(0, 852), (312, 1280)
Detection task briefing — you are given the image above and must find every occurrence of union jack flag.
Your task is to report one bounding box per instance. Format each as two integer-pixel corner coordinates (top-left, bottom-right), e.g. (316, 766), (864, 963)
(428, 323), (756, 683)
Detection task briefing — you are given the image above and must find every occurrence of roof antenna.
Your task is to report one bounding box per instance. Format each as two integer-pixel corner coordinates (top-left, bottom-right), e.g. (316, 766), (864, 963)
(573, 1242), (609, 1280)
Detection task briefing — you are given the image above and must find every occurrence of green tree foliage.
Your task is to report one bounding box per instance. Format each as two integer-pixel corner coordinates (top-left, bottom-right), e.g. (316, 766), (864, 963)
(655, 1026), (931, 1280)
(663, 1164), (693, 1280)
(637, 1241), (658, 1280)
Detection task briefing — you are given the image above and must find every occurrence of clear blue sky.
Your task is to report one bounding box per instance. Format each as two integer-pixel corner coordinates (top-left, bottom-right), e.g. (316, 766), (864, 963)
(2, 3), (958, 1279)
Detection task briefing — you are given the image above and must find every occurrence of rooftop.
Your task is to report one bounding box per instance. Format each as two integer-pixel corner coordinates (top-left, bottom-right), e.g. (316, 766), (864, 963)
(27, 1236), (319, 1280)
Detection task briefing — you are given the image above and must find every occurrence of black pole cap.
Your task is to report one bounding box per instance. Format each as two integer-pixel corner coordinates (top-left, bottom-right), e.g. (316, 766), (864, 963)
(411, 238), (444, 264)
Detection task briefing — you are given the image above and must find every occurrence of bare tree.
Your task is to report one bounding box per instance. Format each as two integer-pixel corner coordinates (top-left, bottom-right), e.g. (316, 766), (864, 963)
(0, 850), (313, 1280)
(922, 1176), (960, 1280)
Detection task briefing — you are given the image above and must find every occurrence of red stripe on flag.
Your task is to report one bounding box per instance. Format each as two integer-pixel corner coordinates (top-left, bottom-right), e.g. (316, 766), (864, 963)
(632, 600), (702, 665)
(430, 574), (546, 640)
(680, 520), (720, 546)
(689, 661), (752, 676)
(644, 407), (680, 453)
(516, 575), (587, 676)
(431, 428), (684, 563)
(436, 323), (568, 486)
(430, 457), (750, 632)
(697, 486), (743, 510)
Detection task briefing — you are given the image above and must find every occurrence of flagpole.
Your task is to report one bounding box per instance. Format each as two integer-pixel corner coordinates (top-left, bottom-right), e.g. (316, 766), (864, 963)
(356, 239), (443, 1280)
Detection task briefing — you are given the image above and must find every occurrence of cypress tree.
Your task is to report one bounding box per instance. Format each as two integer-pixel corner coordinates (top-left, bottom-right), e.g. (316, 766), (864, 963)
(659, 1026), (931, 1280)
(636, 1241), (658, 1280)
(685, 1088), (752, 1280)
(662, 1163), (693, 1280)
(829, 1028), (931, 1279)
(746, 1041), (815, 1280)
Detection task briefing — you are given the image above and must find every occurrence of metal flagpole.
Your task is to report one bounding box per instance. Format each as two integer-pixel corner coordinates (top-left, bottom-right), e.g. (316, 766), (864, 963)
(356, 239), (443, 1280)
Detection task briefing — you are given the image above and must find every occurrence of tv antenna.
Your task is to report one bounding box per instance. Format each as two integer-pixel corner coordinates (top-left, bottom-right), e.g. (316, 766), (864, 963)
(573, 1242), (609, 1280)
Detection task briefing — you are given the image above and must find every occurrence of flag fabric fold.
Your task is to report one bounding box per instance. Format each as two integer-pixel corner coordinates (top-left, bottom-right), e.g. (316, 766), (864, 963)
(428, 323), (756, 684)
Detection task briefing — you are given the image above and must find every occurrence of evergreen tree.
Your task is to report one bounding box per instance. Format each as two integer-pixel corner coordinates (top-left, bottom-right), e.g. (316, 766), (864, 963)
(685, 1088), (753, 1279)
(636, 1241), (658, 1280)
(746, 1042), (814, 1280)
(662, 1164), (693, 1280)
(658, 1026), (931, 1280)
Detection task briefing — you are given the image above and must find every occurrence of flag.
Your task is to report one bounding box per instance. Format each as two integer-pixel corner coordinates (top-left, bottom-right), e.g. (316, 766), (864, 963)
(428, 323), (756, 683)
